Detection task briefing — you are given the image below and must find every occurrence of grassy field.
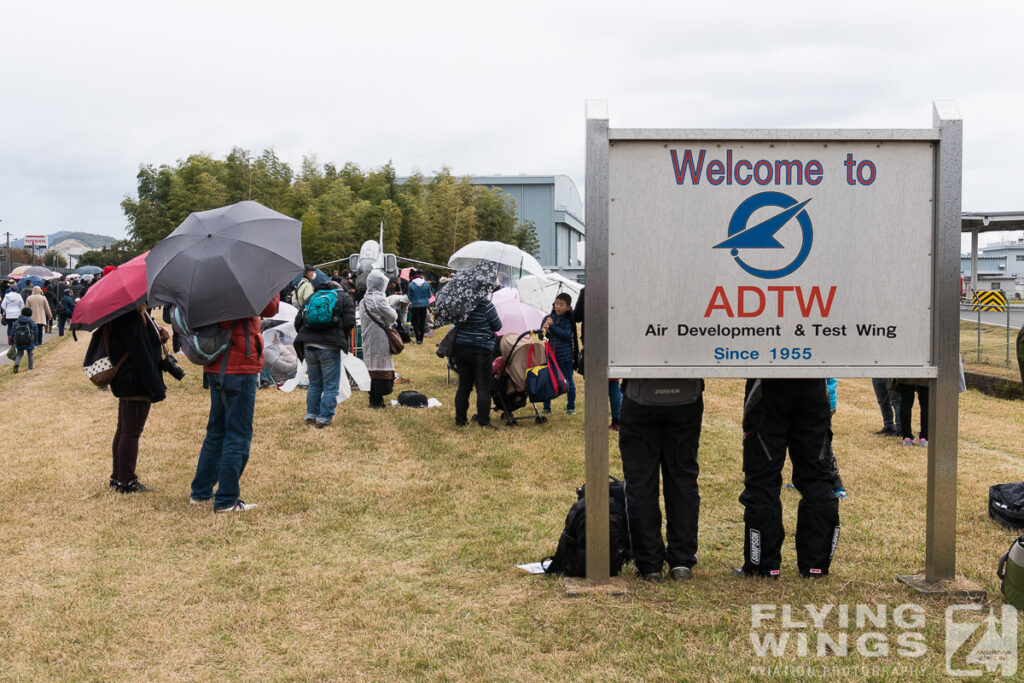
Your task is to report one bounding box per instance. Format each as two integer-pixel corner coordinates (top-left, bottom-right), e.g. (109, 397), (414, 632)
(1, 329), (1022, 681)
(960, 319), (1019, 380)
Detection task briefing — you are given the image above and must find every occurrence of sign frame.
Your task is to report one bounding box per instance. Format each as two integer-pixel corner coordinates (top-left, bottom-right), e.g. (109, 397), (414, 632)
(583, 101), (962, 584)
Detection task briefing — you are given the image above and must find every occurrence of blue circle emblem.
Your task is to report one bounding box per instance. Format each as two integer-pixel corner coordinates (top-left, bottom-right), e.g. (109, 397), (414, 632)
(715, 191), (813, 279)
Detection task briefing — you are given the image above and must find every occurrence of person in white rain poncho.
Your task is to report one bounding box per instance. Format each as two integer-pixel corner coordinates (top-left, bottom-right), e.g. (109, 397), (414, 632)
(359, 270), (398, 408)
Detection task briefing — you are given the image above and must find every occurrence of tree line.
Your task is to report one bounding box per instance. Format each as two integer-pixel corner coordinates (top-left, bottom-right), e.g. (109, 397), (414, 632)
(80, 148), (540, 269)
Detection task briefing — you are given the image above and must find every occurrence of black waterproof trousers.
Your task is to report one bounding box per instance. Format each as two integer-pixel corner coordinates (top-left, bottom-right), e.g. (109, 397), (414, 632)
(411, 307), (428, 343)
(619, 396), (703, 574)
(740, 378), (840, 577)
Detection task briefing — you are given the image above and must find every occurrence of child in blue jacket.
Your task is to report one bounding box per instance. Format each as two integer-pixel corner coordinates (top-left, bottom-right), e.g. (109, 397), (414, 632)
(11, 306), (38, 373)
(540, 293), (579, 414)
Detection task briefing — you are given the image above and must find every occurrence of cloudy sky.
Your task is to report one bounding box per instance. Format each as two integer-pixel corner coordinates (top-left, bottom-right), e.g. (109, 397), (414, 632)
(2, 0), (1022, 249)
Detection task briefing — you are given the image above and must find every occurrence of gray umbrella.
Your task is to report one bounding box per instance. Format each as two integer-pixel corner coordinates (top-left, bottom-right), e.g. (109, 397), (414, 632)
(146, 200), (303, 328)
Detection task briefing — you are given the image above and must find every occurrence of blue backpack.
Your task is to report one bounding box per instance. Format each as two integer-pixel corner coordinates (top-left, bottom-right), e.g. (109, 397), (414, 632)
(304, 290), (339, 330)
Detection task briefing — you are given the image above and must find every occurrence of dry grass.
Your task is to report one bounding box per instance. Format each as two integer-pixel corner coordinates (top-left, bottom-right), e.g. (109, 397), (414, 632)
(961, 319), (1019, 379)
(1, 329), (1022, 681)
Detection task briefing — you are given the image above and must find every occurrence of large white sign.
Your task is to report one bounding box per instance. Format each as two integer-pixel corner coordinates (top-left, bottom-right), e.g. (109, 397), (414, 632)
(608, 140), (935, 377)
(23, 234), (48, 247)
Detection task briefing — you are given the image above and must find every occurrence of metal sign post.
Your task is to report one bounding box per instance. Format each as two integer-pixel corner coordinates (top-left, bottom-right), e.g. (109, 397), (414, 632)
(583, 101), (611, 583)
(922, 102), (962, 583)
(584, 101), (963, 587)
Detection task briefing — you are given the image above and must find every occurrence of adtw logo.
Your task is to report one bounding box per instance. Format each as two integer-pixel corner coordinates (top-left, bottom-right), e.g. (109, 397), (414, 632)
(714, 191), (813, 279)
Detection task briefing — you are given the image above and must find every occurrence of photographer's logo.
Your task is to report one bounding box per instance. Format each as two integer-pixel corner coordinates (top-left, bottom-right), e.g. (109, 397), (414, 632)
(945, 605), (1018, 677)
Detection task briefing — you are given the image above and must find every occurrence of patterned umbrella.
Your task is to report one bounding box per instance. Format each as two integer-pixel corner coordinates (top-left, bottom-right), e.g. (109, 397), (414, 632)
(433, 261), (499, 327)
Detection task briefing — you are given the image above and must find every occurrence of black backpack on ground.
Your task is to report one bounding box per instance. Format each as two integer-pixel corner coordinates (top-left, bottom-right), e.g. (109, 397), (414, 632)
(544, 476), (632, 577)
(990, 482), (1024, 529)
(397, 390), (428, 408)
(13, 321), (34, 349)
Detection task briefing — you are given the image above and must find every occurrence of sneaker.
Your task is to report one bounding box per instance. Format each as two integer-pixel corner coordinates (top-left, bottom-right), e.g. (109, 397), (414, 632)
(669, 566), (692, 581)
(304, 418), (315, 426)
(540, 408), (551, 415)
(214, 500), (258, 513)
(455, 419), (468, 427)
(478, 422), (498, 431)
(874, 427), (897, 436)
(189, 495), (210, 505)
(117, 479), (149, 494)
(11, 365), (18, 374)
(902, 437), (915, 446)
(918, 438), (928, 447)
(314, 421), (330, 429)
(609, 423), (620, 432)
(639, 572), (662, 583)
(566, 408), (575, 415)
(109, 477), (118, 489)
(834, 487), (848, 499)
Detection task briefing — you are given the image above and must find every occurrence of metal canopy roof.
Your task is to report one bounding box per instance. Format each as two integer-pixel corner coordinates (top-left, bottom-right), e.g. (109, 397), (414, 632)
(961, 211), (1024, 233)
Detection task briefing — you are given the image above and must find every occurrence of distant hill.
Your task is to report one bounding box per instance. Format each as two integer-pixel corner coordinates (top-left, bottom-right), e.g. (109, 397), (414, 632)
(12, 231), (118, 250)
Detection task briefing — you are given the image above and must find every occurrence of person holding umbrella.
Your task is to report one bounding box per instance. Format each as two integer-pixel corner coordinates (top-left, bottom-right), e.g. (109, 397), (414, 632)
(433, 261), (504, 428)
(188, 294), (279, 511)
(106, 304), (170, 493)
(145, 201), (302, 513)
(68, 252), (173, 492)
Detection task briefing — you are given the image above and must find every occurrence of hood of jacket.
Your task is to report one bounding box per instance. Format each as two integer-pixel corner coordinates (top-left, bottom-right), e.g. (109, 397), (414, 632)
(366, 270), (389, 296)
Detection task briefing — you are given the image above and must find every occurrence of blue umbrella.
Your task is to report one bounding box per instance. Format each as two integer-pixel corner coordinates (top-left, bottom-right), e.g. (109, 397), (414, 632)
(290, 268), (329, 288)
(18, 275), (44, 290)
(76, 265), (102, 275)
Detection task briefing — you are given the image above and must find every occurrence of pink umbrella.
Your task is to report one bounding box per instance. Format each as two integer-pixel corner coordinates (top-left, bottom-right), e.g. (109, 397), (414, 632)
(490, 287), (546, 336)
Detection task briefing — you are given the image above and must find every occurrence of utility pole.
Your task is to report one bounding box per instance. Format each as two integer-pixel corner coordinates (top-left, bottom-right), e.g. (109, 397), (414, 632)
(2, 222), (10, 277)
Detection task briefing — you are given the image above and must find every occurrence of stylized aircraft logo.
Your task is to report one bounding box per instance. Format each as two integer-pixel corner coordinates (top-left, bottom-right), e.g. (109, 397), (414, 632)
(714, 191), (813, 279)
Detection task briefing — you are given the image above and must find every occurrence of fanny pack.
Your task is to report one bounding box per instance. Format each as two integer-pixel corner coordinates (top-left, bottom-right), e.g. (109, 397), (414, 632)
(622, 379), (704, 406)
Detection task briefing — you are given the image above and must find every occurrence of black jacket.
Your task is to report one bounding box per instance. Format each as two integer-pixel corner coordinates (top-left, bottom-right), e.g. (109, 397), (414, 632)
(294, 289), (357, 357)
(108, 311), (167, 402)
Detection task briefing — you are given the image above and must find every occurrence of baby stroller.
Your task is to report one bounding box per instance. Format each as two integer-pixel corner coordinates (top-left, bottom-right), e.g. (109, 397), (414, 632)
(492, 330), (550, 426)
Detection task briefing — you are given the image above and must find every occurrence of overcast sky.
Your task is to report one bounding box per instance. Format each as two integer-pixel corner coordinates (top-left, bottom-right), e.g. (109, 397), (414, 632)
(2, 1), (1022, 251)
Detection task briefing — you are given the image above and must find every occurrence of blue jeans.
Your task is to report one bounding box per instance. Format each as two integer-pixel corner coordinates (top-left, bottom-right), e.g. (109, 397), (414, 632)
(191, 373), (258, 510)
(305, 346), (341, 424)
(543, 367), (577, 411)
(14, 348), (33, 369)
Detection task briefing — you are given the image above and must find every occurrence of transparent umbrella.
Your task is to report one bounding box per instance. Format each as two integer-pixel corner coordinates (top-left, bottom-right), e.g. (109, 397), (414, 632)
(447, 241), (544, 278)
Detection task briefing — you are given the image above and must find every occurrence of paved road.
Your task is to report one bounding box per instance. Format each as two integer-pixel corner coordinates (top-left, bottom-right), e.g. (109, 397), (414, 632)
(959, 306), (1024, 329)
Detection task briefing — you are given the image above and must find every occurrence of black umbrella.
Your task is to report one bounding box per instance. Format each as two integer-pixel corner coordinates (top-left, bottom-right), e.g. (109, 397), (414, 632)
(146, 201), (303, 328)
(433, 260), (499, 326)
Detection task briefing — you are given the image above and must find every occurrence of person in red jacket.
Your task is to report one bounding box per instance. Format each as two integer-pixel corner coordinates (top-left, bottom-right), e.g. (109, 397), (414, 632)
(189, 295), (279, 513)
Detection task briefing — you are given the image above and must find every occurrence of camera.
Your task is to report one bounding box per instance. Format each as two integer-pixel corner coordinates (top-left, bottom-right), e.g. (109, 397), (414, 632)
(160, 353), (186, 381)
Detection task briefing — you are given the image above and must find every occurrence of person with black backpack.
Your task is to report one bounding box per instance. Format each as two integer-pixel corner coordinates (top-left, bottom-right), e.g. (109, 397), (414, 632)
(619, 378), (705, 582)
(293, 281), (356, 428)
(10, 307), (38, 373)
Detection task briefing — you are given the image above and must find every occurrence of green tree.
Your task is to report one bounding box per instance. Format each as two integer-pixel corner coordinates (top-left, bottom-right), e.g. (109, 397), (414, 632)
(42, 250), (68, 268)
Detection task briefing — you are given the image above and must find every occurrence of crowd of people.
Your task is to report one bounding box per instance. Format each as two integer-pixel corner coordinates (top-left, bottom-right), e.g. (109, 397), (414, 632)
(10, 261), (917, 582)
(2, 272), (90, 372)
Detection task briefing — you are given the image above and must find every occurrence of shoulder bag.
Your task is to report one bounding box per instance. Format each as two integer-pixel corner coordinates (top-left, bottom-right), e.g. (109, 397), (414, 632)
(364, 308), (404, 355)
